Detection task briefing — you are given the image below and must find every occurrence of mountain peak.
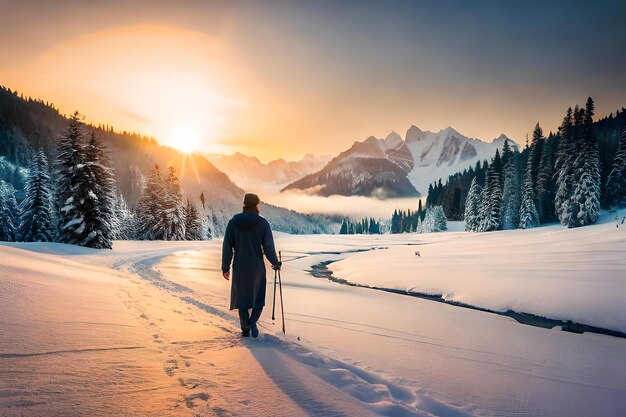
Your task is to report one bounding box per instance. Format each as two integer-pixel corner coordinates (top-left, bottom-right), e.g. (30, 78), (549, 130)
(405, 125), (426, 143)
(384, 131), (403, 144)
(440, 126), (462, 137)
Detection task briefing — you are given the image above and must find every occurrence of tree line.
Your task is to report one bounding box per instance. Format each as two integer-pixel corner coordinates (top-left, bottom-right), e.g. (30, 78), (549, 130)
(389, 201), (448, 234)
(0, 112), (217, 248)
(339, 217), (381, 234)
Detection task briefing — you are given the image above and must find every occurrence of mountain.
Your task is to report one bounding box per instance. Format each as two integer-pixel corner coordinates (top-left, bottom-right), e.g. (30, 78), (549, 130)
(207, 152), (331, 193)
(0, 86), (332, 234)
(283, 132), (419, 198)
(404, 126), (517, 195)
(283, 126), (518, 197)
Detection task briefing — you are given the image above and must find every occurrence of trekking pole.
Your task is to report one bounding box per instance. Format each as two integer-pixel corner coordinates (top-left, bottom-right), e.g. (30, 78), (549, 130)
(278, 251), (286, 334)
(271, 266), (278, 322)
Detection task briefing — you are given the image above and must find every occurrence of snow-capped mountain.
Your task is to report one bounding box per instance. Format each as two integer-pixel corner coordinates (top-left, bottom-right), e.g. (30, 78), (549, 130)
(207, 152), (331, 193)
(283, 126), (518, 197)
(404, 126), (517, 194)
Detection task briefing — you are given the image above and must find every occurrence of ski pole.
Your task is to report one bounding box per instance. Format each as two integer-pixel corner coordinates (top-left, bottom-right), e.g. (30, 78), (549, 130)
(278, 251), (285, 334)
(272, 266), (278, 322)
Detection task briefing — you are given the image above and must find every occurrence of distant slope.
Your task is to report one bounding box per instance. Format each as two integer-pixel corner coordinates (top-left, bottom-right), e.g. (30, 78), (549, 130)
(0, 86), (331, 234)
(207, 152), (331, 193)
(282, 126), (517, 197)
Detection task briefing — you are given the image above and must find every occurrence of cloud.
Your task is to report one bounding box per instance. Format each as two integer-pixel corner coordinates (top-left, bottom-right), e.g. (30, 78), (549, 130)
(263, 189), (423, 219)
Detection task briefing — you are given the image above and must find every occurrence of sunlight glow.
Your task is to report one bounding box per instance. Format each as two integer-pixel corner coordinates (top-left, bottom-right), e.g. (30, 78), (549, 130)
(170, 126), (200, 153)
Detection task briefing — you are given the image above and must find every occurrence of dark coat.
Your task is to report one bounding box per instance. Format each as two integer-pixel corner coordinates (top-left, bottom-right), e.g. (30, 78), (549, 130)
(221, 212), (279, 310)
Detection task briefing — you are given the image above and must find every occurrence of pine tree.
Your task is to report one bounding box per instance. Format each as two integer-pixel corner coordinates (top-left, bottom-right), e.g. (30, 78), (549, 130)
(536, 134), (557, 222)
(570, 97), (601, 227)
(113, 195), (135, 240)
(418, 206), (447, 233)
(477, 163), (502, 232)
(0, 180), (18, 241)
(501, 151), (521, 230)
(606, 126), (626, 207)
(75, 131), (118, 248)
(530, 123), (545, 197)
(18, 150), (55, 242)
(391, 209), (400, 234)
(464, 177), (482, 231)
(162, 167), (186, 240)
(519, 153), (539, 229)
(184, 199), (203, 240)
(55, 112), (86, 244)
(555, 107), (576, 225)
(136, 165), (166, 240)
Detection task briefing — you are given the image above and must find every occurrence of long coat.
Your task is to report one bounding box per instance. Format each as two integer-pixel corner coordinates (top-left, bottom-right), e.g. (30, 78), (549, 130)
(221, 212), (279, 310)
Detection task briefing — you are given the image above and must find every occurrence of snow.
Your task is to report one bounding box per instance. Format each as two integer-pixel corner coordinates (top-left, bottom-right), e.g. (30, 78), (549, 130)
(1, 216), (625, 416)
(330, 210), (626, 333)
(405, 128), (516, 194)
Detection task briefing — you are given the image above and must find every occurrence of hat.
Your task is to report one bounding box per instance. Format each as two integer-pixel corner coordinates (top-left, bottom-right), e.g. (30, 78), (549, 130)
(243, 193), (261, 207)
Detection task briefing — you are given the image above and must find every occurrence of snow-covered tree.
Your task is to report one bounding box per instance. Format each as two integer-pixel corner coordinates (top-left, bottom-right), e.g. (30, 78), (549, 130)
(570, 98), (601, 227)
(74, 131), (118, 248)
(555, 107), (576, 225)
(477, 164), (502, 232)
(519, 153), (539, 229)
(113, 195), (135, 240)
(184, 199), (203, 240)
(18, 149), (55, 242)
(606, 127), (626, 207)
(530, 123), (545, 203)
(418, 205), (447, 233)
(536, 134), (557, 222)
(55, 112), (86, 243)
(162, 167), (186, 240)
(464, 177), (482, 232)
(136, 165), (165, 240)
(0, 180), (18, 241)
(501, 150), (521, 230)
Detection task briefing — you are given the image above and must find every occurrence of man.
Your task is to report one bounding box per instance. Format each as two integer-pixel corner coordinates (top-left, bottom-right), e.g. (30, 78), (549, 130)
(221, 193), (281, 338)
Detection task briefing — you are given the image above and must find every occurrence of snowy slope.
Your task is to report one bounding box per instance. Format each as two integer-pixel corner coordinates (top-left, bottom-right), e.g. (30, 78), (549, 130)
(330, 211), (626, 333)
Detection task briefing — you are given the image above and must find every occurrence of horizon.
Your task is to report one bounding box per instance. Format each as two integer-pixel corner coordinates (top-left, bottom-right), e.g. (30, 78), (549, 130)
(2, 1), (625, 162)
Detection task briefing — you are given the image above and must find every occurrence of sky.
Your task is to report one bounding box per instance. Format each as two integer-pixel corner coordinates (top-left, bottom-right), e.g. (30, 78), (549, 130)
(1, 0), (625, 162)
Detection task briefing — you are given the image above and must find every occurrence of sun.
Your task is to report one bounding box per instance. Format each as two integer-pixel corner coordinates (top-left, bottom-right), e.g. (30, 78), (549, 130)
(171, 126), (200, 154)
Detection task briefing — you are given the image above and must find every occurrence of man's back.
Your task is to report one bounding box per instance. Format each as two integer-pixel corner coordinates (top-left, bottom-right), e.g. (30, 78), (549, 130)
(222, 212), (278, 272)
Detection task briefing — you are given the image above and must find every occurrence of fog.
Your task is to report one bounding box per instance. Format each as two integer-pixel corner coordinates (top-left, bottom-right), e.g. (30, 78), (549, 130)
(263, 190), (423, 219)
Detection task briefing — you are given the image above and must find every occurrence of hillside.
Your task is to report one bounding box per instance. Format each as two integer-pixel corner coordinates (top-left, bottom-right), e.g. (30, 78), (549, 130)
(0, 86), (331, 234)
(207, 152), (331, 194)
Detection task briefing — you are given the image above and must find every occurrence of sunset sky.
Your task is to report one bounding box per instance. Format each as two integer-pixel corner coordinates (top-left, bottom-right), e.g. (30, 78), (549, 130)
(1, 0), (625, 161)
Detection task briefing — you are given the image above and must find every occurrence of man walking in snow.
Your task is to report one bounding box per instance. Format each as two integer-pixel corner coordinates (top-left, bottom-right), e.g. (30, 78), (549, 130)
(222, 193), (281, 338)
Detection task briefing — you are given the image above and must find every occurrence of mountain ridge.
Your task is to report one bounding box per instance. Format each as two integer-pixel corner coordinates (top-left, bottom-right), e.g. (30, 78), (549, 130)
(282, 125), (518, 198)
